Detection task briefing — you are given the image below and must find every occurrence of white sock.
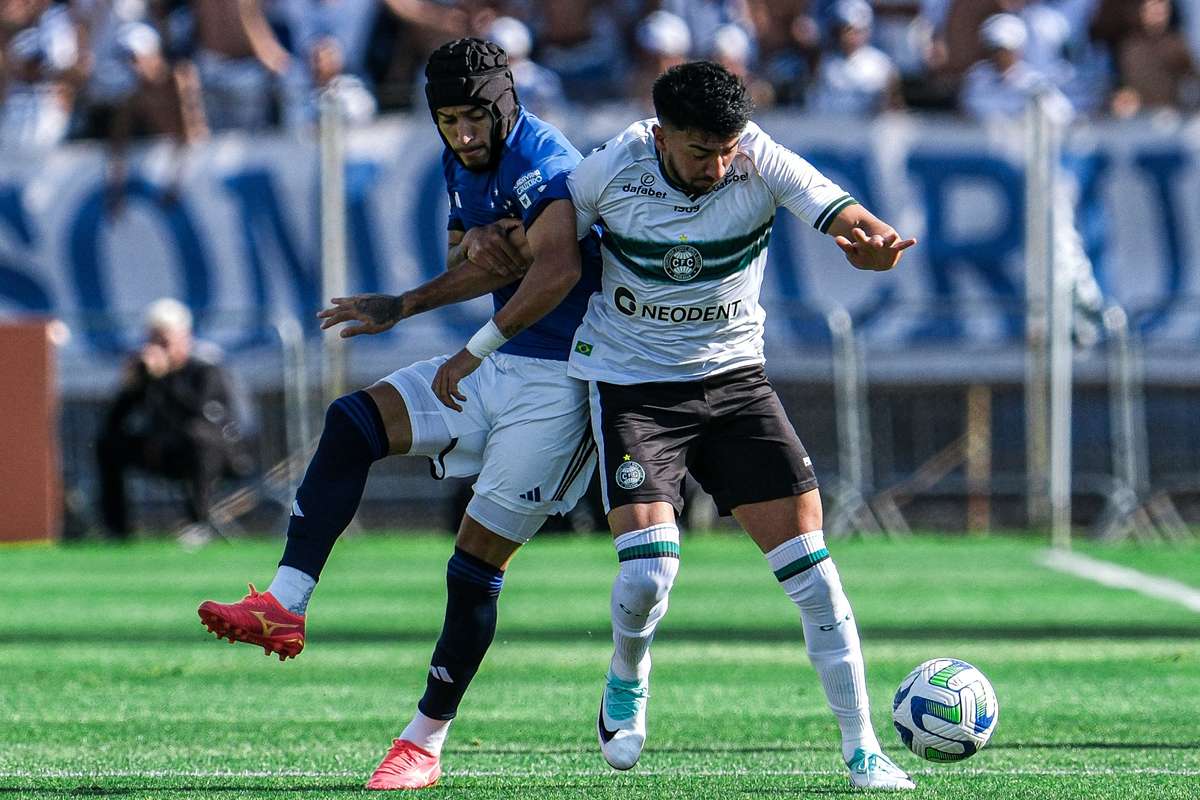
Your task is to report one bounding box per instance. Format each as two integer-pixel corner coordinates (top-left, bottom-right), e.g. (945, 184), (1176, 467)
(267, 566), (317, 615)
(766, 531), (881, 763)
(609, 524), (680, 681)
(400, 710), (452, 756)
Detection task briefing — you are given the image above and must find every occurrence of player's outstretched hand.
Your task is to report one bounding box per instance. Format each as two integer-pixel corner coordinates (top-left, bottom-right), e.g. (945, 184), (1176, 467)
(432, 348), (483, 412)
(835, 228), (916, 272)
(462, 219), (532, 279)
(317, 294), (404, 338)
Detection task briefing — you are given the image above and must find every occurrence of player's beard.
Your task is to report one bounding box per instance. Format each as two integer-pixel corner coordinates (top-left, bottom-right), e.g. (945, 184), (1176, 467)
(662, 151), (716, 195)
(456, 144), (492, 171)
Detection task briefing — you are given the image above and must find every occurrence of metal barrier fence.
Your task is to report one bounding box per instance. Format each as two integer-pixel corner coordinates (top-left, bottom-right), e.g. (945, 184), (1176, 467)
(51, 300), (1200, 539)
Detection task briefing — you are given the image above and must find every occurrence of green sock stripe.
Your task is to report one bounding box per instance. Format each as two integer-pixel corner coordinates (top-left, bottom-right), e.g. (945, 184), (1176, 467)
(773, 548), (830, 581)
(617, 541), (681, 562)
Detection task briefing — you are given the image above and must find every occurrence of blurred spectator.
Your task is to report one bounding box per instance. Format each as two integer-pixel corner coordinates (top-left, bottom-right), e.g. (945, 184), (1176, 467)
(0, 6), (79, 149)
(283, 34), (377, 130)
(534, 0), (626, 100)
(1088, 0), (1131, 51)
(115, 20), (206, 134)
(938, 0), (1071, 82)
(939, 0), (1005, 77)
(1055, 0), (1112, 116)
(629, 9), (691, 108)
(809, 0), (904, 114)
(0, 0), (55, 87)
(1015, 0), (1071, 82)
(960, 12), (1069, 120)
(366, 0), (472, 110)
(95, 298), (252, 541)
(745, 0), (819, 104)
(869, 0), (934, 79)
(1110, 0), (1198, 117)
(192, 0), (291, 131)
(961, 13), (1104, 346)
(381, 0), (469, 36)
(659, 0), (755, 60)
(280, 0), (381, 79)
(711, 21), (776, 107)
(73, 0), (151, 113)
(4, 0), (1195, 136)
(1, 0), (52, 32)
(103, 21), (208, 211)
(486, 15), (567, 121)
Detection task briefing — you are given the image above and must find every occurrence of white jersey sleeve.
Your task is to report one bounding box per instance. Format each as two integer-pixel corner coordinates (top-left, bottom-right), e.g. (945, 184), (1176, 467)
(742, 122), (857, 234)
(567, 122), (651, 240)
(565, 152), (605, 239)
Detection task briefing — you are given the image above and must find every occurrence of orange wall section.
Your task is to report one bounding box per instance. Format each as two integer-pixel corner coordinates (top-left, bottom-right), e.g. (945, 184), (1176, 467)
(0, 321), (60, 543)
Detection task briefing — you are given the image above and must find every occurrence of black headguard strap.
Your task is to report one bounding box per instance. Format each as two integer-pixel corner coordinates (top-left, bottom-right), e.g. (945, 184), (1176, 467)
(425, 38), (520, 170)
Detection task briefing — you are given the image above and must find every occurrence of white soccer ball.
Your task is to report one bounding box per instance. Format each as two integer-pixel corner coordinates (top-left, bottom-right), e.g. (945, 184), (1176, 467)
(891, 657), (998, 762)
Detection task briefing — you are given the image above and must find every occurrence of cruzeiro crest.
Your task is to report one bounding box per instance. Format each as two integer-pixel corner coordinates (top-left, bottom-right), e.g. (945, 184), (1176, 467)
(663, 237), (703, 282)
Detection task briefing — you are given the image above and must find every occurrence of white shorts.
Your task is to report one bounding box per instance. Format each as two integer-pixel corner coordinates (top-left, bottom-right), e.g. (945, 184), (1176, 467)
(382, 351), (596, 543)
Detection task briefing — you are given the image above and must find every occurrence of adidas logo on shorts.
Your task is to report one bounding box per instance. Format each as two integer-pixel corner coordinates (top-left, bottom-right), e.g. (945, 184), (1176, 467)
(519, 487), (542, 502)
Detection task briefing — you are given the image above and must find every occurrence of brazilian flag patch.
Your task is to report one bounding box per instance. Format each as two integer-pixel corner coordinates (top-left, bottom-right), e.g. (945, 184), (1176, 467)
(575, 341), (593, 356)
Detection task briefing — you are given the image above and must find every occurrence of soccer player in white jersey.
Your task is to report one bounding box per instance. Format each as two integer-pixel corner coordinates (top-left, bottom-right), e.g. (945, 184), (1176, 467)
(432, 61), (918, 790)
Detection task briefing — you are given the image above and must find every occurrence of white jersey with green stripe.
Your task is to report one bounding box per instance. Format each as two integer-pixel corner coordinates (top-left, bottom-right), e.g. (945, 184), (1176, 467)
(564, 118), (855, 385)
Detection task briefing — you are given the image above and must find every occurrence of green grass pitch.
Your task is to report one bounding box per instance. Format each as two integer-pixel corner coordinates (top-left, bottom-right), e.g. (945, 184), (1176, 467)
(1, 533), (1198, 799)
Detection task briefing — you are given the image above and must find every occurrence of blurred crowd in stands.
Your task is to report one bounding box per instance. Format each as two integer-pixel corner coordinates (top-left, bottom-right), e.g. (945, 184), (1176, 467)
(1, 0), (1197, 152)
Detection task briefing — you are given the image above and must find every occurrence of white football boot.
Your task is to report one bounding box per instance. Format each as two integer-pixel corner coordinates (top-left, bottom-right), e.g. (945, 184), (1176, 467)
(597, 671), (649, 770)
(846, 748), (917, 790)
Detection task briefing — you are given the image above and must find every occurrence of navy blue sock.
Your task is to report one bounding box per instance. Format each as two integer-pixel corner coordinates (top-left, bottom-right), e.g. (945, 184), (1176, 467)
(279, 391), (388, 579)
(418, 547), (506, 721)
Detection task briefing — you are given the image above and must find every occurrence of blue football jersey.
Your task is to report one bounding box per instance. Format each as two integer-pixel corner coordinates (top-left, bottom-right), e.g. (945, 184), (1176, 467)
(443, 109), (602, 361)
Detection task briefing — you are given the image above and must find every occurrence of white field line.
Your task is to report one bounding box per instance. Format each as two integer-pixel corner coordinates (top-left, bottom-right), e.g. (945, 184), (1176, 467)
(2, 768), (1199, 779)
(1036, 549), (1200, 613)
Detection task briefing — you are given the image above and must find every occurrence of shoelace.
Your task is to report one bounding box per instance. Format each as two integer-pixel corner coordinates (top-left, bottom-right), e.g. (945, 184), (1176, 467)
(378, 743), (426, 775)
(606, 681), (649, 720)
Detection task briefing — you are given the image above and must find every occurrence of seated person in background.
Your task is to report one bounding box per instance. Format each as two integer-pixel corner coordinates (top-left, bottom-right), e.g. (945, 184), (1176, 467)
(96, 298), (251, 541)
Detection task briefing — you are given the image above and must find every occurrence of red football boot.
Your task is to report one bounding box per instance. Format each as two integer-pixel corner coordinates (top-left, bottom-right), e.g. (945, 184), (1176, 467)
(197, 584), (305, 661)
(365, 739), (442, 790)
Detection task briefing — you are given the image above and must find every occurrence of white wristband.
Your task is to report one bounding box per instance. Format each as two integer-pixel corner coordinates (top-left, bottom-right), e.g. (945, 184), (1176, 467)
(465, 319), (508, 359)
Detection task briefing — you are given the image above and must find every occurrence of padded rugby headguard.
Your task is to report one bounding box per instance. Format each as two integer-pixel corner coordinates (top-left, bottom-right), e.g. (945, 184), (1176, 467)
(425, 38), (520, 170)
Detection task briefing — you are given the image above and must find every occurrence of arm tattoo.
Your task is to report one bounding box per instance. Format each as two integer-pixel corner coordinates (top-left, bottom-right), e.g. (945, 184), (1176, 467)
(354, 294), (406, 326)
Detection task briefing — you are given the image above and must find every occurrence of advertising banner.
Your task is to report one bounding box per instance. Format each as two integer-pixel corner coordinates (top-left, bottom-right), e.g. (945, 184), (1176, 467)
(1, 111), (1197, 391)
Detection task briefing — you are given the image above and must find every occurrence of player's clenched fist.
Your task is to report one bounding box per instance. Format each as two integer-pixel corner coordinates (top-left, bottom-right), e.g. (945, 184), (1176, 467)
(461, 219), (533, 279)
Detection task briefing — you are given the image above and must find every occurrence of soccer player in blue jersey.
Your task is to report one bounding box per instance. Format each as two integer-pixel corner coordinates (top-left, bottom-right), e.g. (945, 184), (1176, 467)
(197, 38), (599, 790)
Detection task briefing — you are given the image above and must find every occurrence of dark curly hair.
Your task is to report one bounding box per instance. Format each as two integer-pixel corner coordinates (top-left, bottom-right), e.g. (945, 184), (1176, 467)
(652, 61), (754, 139)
